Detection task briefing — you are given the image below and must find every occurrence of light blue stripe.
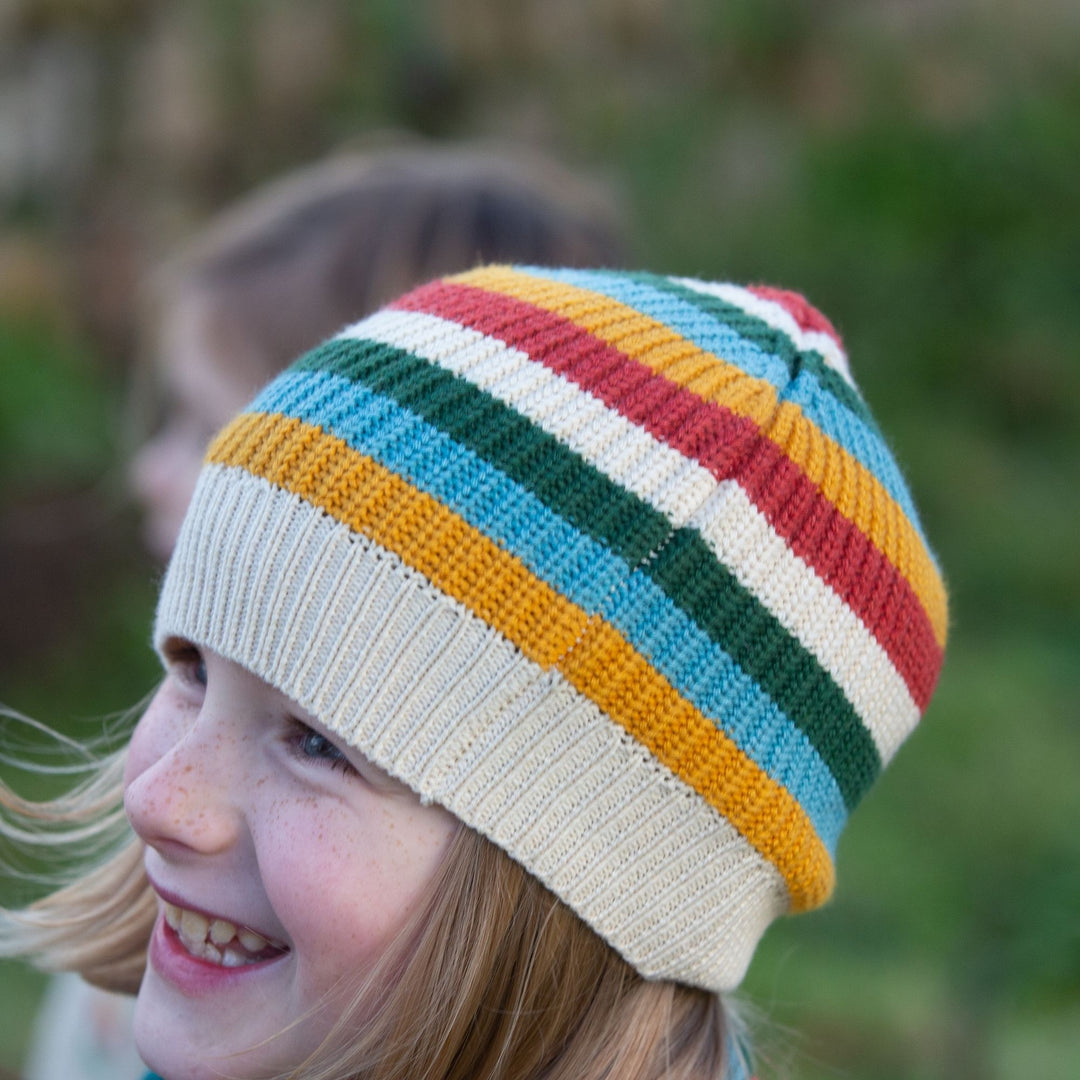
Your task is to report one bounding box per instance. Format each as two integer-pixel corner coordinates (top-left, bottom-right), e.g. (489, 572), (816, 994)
(526, 266), (791, 387)
(253, 368), (848, 849)
(785, 367), (926, 540)
(521, 265), (926, 539)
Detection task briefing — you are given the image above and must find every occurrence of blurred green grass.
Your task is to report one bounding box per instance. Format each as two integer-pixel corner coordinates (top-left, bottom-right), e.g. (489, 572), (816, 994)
(1, 3), (1077, 1076)
(0, 319), (114, 495)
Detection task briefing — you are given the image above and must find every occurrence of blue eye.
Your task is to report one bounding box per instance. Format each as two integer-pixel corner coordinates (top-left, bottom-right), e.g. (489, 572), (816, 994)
(293, 724), (354, 775)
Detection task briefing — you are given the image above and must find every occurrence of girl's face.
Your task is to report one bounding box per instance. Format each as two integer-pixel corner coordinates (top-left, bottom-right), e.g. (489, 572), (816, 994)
(124, 641), (458, 1080)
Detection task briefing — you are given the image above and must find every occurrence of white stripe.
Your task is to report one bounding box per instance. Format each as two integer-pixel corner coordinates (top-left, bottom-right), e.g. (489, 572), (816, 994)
(672, 277), (855, 387)
(689, 483), (920, 762)
(159, 466), (790, 991)
(344, 308), (716, 528)
(343, 308), (918, 758)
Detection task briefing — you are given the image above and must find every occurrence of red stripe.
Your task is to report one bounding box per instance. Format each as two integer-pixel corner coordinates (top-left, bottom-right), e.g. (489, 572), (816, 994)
(392, 281), (941, 709)
(734, 442), (941, 710)
(748, 285), (844, 349)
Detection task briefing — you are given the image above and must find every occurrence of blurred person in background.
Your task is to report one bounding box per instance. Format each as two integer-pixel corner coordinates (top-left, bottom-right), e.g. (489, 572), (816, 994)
(24, 139), (624, 1080)
(128, 143), (625, 562)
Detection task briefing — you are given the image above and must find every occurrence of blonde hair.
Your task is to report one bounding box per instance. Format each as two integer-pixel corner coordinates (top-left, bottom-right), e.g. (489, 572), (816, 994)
(0, 728), (154, 994)
(1, 733), (731, 1080)
(296, 828), (729, 1080)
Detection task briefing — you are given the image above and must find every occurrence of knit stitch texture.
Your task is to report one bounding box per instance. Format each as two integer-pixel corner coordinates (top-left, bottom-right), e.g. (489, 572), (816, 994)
(155, 264), (947, 992)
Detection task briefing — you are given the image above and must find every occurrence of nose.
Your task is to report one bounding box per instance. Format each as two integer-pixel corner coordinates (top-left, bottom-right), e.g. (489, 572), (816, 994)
(124, 688), (245, 859)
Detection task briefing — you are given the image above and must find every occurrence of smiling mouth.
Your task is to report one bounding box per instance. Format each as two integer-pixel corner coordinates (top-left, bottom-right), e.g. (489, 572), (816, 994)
(163, 902), (289, 968)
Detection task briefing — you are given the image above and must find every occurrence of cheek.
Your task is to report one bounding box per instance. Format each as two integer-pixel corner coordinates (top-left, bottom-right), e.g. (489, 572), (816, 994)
(259, 799), (455, 979)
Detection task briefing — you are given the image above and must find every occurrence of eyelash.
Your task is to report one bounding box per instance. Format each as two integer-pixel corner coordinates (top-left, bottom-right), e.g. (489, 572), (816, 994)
(162, 638), (356, 780)
(286, 721), (357, 778)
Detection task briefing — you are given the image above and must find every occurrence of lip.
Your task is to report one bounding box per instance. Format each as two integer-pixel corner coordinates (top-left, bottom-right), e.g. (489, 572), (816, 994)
(147, 917), (288, 995)
(146, 878), (290, 996)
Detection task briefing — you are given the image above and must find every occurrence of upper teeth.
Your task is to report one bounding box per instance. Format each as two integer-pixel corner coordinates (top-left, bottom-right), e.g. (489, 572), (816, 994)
(164, 902), (283, 967)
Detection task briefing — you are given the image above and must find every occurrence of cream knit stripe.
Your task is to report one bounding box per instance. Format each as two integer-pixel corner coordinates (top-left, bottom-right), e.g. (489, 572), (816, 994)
(689, 483), (920, 763)
(156, 464), (788, 992)
(343, 307), (918, 753)
(341, 308), (715, 527)
(672, 276), (855, 387)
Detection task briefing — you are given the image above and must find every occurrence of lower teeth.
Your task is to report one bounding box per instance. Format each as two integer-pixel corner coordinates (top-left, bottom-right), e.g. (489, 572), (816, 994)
(181, 935), (259, 966)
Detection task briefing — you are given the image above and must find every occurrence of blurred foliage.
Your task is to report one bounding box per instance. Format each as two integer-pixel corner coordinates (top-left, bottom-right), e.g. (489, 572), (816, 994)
(0, 318), (114, 493)
(1, 1), (1077, 1077)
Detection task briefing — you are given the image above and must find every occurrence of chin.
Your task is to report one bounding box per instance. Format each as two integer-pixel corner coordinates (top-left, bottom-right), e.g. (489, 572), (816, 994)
(134, 971), (317, 1080)
(133, 981), (245, 1080)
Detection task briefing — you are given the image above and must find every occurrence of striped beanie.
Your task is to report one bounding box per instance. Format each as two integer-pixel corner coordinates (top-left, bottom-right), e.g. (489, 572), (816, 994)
(155, 265), (947, 992)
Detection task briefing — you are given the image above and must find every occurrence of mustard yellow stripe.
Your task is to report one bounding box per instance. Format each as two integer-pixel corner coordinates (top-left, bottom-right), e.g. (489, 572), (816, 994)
(208, 410), (834, 911)
(210, 412), (588, 667)
(560, 617), (833, 910)
(452, 266), (947, 648)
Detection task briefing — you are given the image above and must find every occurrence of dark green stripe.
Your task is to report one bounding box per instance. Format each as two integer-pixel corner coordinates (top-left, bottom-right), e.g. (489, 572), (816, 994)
(649, 530), (880, 807)
(297, 334), (879, 808)
(298, 337), (672, 566)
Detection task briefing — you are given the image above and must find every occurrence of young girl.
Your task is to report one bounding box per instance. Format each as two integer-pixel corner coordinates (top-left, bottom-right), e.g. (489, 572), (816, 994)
(2, 264), (947, 1079)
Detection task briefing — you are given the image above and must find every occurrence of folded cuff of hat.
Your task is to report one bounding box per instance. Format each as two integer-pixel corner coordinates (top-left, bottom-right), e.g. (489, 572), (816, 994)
(155, 465), (791, 992)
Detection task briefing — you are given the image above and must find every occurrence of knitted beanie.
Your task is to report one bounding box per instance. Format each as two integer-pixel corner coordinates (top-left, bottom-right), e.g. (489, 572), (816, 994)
(155, 265), (947, 993)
